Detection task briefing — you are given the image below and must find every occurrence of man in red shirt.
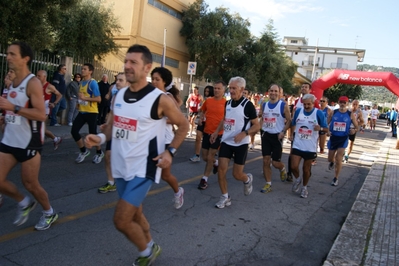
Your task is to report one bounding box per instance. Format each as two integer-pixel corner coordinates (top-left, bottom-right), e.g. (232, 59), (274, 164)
(186, 86), (203, 137)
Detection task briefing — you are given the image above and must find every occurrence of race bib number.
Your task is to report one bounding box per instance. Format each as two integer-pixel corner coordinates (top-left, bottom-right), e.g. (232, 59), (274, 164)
(224, 118), (235, 132)
(5, 111), (21, 125)
(333, 122), (346, 132)
(189, 101), (197, 107)
(78, 99), (88, 106)
(298, 128), (312, 140)
(263, 117), (276, 128)
(112, 115), (138, 143)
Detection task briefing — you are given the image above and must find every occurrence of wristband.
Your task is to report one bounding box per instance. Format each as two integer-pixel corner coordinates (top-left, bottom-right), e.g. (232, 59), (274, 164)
(97, 133), (106, 145)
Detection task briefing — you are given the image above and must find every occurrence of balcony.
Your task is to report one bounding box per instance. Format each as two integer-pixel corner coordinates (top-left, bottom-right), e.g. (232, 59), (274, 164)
(330, 63), (348, 69)
(301, 61), (319, 69)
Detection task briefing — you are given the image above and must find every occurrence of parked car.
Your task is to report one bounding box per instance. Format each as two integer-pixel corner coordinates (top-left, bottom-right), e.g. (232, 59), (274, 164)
(379, 113), (387, 119)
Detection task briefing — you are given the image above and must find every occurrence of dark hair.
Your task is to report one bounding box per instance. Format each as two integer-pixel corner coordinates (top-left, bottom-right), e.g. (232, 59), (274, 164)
(57, 64), (66, 71)
(204, 85), (214, 97)
(214, 80), (226, 87)
(73, 73), (81, 80)
(83, 63), (94, 72)
(302, 82), (312, 88)
(150, 67), (181, 105)
(10, 41), (34, 65)
(127, 44), (152, 65)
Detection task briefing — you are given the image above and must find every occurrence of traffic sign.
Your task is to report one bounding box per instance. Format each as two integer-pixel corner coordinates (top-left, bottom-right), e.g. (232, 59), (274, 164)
(187, 61), (197, 75)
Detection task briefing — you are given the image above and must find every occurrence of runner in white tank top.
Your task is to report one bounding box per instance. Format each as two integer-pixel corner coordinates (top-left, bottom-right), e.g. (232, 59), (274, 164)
(84, 45), (189, 265)
(0, 42), (58, 231)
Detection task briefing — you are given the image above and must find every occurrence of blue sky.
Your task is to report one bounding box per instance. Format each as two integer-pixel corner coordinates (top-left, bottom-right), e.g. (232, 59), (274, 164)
(206, 0), (399, 68)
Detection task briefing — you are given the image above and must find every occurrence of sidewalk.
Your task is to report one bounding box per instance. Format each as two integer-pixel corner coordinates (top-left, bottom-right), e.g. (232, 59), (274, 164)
(323, 133), (399, 266)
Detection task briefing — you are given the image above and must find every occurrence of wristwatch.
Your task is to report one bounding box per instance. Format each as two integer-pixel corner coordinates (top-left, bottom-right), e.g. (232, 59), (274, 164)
(167, 147), (177, 157)
(244, 130), (249, 135)
(14, 105), (21, 114)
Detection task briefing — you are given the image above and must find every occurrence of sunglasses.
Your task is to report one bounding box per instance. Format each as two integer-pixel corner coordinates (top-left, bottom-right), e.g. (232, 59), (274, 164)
(320, 100), (326, 102)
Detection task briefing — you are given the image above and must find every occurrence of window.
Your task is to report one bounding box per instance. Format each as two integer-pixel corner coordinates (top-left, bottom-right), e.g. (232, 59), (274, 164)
(148, 0), (182, 20)
(290, 40), (298, 44)
(152, 53), (179, 69)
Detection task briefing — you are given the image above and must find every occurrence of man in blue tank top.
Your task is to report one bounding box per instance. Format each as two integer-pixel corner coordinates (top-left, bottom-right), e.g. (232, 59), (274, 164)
(327, 96), (358, 186)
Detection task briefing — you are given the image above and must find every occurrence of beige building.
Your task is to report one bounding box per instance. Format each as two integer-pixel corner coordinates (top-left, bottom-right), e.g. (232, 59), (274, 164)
(104, 0), (201, 95)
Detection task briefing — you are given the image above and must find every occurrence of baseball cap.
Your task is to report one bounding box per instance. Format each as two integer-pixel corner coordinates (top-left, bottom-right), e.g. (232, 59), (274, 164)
(338, 96), (349, 102)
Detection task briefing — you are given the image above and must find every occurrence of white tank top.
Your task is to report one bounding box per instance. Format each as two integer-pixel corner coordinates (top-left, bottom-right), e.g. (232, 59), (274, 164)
(2, 74), (44, 149)
(293, 108), (319, 153)
(261, 100), (285, 134)
(221, 98), (250, 146)
(111, 86), (166, 183)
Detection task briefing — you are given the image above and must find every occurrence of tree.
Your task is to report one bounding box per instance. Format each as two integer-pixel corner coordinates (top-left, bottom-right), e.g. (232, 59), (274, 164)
(55, 0), (121, 59)
(0, 0), (78, 50)
(0, 0), (120, 60)
(323, 83), (363, 102)
(180, 0), (296, 91)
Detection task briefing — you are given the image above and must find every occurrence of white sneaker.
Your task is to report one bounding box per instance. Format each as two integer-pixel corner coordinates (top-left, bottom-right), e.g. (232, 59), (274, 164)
(215, 195), (231, 209)
(75, 150), (90, 163)
(92, 151), (105, 164)
(300, 187), (308, 198)
(249, 144), (254, 150)
(292, 178), (301, 192)
(173, 187), (184, 209)
(189, 155), (201, 162)
(68, 122), (73, 126)
(244, 173), (253, 196)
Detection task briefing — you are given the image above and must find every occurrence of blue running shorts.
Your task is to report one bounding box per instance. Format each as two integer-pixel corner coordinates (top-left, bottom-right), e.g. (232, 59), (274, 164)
(115, 177), (153, 207)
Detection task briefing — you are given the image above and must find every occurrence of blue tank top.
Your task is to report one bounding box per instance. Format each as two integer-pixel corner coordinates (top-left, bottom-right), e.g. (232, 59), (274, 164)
(329, 109), (351, 137)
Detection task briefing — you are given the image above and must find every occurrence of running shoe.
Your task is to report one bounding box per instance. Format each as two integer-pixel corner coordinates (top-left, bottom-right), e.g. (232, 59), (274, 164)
(14, 201), (37, 226)
(75, 150), (90, 163)
(173, 187), (184, 209)
(53, 137), (62, 150)
(197, 179), (208, 190)
(92, 151), (105, 164)
(133, 243), (162, 266)
(213, 160), (218, 174)
(249, 144), (254, 150)
(286, 172), (293, 182)
(244, 173), (253, 196)
(328, 162), (335, 171)
(292, 178), (301, 193)
(344, 155), (349, 163)
(311, 159), (317, 166)
(331, 177), (339, 186)
(189, 155), (200, 162)
(98, 182), (117, 194)
(260, 183), (272, 193)
(68, 122), (73, 126)
(215, 195), (231, 209)
(280, 169), (287, 182)
(35, 212), (58, 231)
(300, 187), (308, 198)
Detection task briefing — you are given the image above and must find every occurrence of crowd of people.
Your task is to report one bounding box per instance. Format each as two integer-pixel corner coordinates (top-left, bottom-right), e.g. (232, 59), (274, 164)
(0, 41), (394, 265)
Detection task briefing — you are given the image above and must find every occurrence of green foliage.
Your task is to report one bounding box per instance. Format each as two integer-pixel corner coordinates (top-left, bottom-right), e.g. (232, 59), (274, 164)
(323, 83), (363, 103)
(55, 0), (121, 59)
(0, 0), (120, 59)
(180, 0), (296, 92)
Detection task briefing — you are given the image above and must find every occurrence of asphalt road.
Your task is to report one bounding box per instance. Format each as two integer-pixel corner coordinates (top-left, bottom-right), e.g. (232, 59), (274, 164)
(0, 121), (388, 266)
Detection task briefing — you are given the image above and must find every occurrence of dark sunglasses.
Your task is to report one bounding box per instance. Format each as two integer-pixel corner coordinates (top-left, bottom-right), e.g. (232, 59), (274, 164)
(320, 100), (326, 102)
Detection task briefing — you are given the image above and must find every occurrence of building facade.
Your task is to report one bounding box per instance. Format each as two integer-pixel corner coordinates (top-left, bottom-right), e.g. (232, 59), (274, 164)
(281, 36), (366, 81)
(103, 0), (199, 96)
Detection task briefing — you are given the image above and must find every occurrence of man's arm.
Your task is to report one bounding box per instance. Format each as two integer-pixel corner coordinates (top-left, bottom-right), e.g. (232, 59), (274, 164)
(79, 81), (101, 103)
(0, 77), (46, 122)
(48, 84), (62, 109)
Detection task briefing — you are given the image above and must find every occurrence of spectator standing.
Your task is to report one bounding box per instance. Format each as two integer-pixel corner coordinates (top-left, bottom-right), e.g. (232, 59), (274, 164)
(66, 73), (81, 126)
(97, 74), (110, 125)
(50, 64), (67, 126)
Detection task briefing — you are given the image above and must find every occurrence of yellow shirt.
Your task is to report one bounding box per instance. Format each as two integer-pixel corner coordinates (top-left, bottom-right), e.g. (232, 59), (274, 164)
(78, 80), (98, 113)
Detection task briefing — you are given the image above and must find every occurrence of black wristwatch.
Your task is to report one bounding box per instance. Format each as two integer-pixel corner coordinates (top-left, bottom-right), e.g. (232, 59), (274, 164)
(167, 147), (177, 157)
(14, 105), (21, 114)
(244, 130), (249, 135)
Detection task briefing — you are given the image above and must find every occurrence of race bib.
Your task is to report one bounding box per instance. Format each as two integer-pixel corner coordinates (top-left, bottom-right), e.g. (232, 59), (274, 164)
(263, 117), (276, 128)
(78, 99), (88, 106)
(224, 118), (235, 132)
(112, 115), (138, 143)
(189, 101), (196, 107)
(333, 122), (346, 132)
(298, 127), (312, 140)
(5, 111), (21, 125)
